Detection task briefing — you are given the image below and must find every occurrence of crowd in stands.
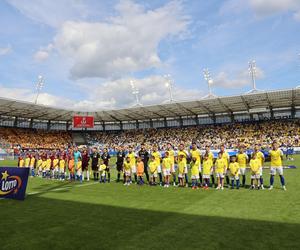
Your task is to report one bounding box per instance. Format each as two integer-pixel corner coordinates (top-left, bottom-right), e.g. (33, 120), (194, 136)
(0, 127), (72, 150)
(87, 120), (300, 150)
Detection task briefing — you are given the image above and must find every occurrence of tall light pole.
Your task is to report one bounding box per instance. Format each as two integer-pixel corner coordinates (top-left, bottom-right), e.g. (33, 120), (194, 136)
(130, 80), (141, 106)
(203, 68), (216, 98)
(248, 60), (257, 91)
(164, 74), (174, 103)
(34, 75), (44, 104)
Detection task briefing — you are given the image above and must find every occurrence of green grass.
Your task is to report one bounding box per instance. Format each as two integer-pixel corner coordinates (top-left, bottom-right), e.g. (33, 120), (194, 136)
(0, 156), (300, 250)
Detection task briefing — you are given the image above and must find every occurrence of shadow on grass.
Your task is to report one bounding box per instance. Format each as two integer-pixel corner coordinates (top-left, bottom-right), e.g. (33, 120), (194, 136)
(0, 196), (299, 250)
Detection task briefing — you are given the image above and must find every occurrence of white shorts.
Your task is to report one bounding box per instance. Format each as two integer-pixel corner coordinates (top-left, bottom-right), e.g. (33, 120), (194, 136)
(76, 170), (82, 176)
(251, 174), (260, 179)
(259, 167), (263, 176)
(39, 166), (42, 172)
(270, 166), (283, 176)
(124, 170), (131, 176)
(100, 171), (106, 177)
(215, 173), (224, 178)
(202, 174), (210, 179)
(163, 169), (171, 176)
(59, 169), (65, 174)
(191, 175), (199, 180)
(150, 173), (158, 178)
(178, 173), (184, 178)
(240, 168), (246, 175)
(131, 165), (136, 174)
(157, 165), (162, 173)
(230, 176), (239, 180)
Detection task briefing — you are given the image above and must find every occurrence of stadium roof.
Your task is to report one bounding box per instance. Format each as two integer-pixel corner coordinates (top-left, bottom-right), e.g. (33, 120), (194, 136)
(0, 88), (299, 122)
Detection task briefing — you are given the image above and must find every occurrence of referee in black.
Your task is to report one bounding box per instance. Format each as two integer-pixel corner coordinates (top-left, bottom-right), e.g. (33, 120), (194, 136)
(138, 143), (149, 183)
(116, 146), (126, 182)
(90, 147), (100, 181)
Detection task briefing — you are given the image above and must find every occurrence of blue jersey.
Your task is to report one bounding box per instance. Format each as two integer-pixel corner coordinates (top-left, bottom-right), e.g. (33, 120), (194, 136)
(74, 151), (81, 163)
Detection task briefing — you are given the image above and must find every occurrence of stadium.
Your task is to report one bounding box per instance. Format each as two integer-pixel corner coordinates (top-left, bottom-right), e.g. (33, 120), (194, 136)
(1, 1), (300, 250)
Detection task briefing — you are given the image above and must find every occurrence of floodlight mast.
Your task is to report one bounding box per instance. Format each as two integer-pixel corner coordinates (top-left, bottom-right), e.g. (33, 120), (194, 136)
(34, 75), (44, 104)
(164, 74), (174, 103)
(130, 80), (141, 106)
(248, 60), (257, 91)
(203, 68), (216, 98)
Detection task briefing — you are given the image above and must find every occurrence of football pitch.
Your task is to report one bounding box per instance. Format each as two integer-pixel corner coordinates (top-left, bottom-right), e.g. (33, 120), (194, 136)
(1, 157), (300, 250)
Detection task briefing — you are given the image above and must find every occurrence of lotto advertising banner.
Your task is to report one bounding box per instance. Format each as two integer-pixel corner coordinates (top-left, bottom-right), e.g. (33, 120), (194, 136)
(0, 167), (29, 200)
(73, 116), (94, 128)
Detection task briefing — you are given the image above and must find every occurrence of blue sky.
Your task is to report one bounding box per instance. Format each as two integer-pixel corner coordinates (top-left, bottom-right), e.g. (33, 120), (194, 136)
(0, 0), (299, 110)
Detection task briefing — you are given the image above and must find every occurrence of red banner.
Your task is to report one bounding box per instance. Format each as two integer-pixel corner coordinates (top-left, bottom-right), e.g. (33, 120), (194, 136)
(73, 116), (94, 128)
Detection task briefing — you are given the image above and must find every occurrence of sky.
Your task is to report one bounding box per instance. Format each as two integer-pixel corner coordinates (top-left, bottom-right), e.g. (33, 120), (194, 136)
(0, 0), (299, 110)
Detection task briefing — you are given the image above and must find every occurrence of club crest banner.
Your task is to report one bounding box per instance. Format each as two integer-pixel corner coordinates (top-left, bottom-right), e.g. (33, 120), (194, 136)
(73, 116), (94, 128)
(0, 167), (29, 200)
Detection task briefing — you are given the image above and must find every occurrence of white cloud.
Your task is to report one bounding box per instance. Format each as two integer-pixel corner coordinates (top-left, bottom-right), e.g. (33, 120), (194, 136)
(33, 44), (53, 62)
(0, 45), (12, 56)
(213, 66), (264, 89)
(249, 0), (300, 20)
(53, 0), (189, 79)
(6, 0), (91, 28)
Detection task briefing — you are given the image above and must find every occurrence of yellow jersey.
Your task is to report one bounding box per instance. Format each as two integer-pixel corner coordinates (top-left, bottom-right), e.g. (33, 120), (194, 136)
(77, 161), (82, 171)
(162, 157), (172, 169)
(229, 162), (239, 176)
(254, 151), (264, 167)
(37, 159), (43, 169)
(215, 158), (226, 174)
(149, 161), (158, 174)
(29, 157), (35, 168)
(19, 159), (24, 167)
(123, 161), (131, 171)
(46, 159), (51, 170)
(249, 159), (260, 174)
(221, 151), (229, 168)
(99, 164), (106, 171)
(152, 151), (161, 166)
(190, 149), (201, 162)
(269, 149), (283, 167)
(127, 152), (136, 167)
(25, 157), (30, 168)
(178, 160), (186, 174)
(42, 160), (47, 170)
(53, 159), (59, 168)
(202, 159), (213, 175)
(237, 153), (248, 168)
(166, 150), (175, 165)
(59, 159), (65, 171)
(191, 160), (200, 176)
(205, 151), (214, 161)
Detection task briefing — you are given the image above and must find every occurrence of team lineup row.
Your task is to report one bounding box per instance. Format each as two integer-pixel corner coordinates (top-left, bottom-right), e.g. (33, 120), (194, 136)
(18, 141), (287, 190)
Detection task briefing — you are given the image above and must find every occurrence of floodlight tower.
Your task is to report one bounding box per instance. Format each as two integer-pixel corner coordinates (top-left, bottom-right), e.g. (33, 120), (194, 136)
(203, 68), (216, 98)
(248, 60), (257, 92)
(34, 75), (44, 104)
(130, 80), (141, 106)
(164, 74), (174, 103)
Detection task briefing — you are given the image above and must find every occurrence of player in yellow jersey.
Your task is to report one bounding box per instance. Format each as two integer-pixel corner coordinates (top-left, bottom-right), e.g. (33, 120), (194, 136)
(220, 145), (230, 187)
(204, 145), (214, 187)
(177, 143), (189, 187)
(177, 154), (186, 187)
(148, 155), (158, 186)
(236, 146), (248, 187)
(215, 152), (226, 190)
(46, 156), (52, 179)
(37, 156), (43, 177)
(202, 153), (213, 189)
(59, 156), (66, 181)
(76, 157), (83, 183)
(41, 157), (47, 178)
(24, 154), (30, 168)
(52, 155), (59, 179)
(152, 145), (162, 186)
(190, 157), (200, 189)
(249, 153), (260, 189)
(29, 154), (36, 177)
(166, 143), (176, 186)
(126, 147), (137, 183)
(253, 144), (265, 189)
(98, 160), (107, 183)
(228, 156), (240, 189)
(123, 157), (132, 186)
(18, 156), (25, 168)
(191, 142), (202, 185)
(162, 151), (172, 187)
(269, 142), (286, 190)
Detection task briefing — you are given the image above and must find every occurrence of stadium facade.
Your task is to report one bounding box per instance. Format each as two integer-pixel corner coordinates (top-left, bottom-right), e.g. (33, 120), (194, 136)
(0, 88), (299, 131)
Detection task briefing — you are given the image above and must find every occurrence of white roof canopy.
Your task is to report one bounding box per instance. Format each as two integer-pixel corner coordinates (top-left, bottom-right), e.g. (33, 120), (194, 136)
(0, 88), (299, 122)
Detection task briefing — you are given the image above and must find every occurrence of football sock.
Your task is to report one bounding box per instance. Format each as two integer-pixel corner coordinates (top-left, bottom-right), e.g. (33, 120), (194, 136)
(236, 179), (240, 188)
(260, 176), (264, 185)
(270, 175), (274, 186)
(199, 173), (202, 184)
(117, 173), (120, 181)
(231, 180), (234, 189)
(108, 172), (111, 182)
(145, 171), (149, 182)
(159, 173), (163, 183)
(242, 175), (245, 186)
(185, 174), (188, 184)
(134, 174), (137, 183)
(211, 175), (215, 185)
(280, 175), (285, 186)
(226, 176), (230, 185)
